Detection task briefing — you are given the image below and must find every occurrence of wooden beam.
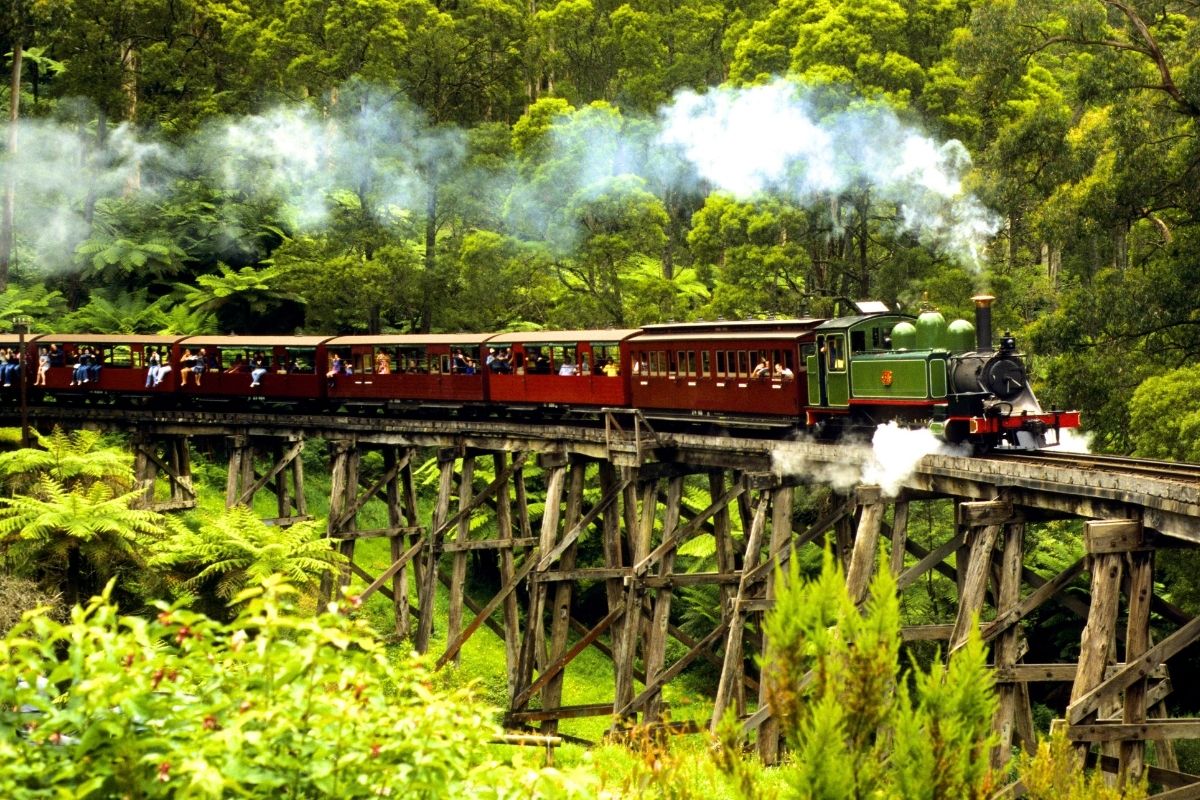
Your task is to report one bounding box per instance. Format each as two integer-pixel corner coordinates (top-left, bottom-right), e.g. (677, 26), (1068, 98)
(442, 536), (538, 552)
(981, 558), (1087, 642)
(958, 499), (1014, 527)
(1068, 614), (1200, 725)
(617, 619), (730, 717)
(439, 545), (543, 669)
(236, 439), (304, 507)
(1068, 720), (1200, 742)
(357, 538), (424, 604)
(332, 449), (411, 529)
(511, 607), (622, 711)
(1086, 518), (1146, 554)
(537, 476), (630, 570)
(507, 703), (616, 723)
(633, 479), (745, 576)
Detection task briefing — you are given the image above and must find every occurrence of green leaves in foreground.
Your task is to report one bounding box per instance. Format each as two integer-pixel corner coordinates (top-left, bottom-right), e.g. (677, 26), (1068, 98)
(760, 551), (998, 800)
(0, 578), (590, 799)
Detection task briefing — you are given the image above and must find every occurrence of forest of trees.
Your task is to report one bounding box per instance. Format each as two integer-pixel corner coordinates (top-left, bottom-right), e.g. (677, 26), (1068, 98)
(1, 0), (1198, 455)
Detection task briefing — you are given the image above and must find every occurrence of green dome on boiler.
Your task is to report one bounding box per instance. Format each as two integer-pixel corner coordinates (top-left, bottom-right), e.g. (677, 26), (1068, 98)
(891, 321), (917, 351)
(947, 319), (975, 352)
(915, 309), (947, 350)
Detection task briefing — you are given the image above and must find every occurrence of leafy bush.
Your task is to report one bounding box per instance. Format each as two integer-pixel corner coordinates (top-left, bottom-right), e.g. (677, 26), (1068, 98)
(760, 550), (998, 799)
(0, 578), (589, 798)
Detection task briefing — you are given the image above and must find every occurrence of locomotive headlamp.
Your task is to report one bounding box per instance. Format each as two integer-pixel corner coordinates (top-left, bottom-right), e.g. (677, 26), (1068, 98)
(1000, 332), (1017, 352)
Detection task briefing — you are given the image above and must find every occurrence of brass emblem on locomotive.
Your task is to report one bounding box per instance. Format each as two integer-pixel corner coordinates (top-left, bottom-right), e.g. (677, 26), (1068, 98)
(881, 370), (893, 387)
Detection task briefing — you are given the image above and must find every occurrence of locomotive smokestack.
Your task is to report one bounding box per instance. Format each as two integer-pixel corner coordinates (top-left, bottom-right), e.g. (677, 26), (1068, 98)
(972, 294), (995, 352)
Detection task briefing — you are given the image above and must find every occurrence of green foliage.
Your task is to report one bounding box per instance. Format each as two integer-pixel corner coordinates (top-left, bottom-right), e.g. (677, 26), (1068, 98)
(0, 578), (592, 798)
(0, 285), (69, 332)
(1020, 727), (1146, 800)
(0, 426), (135, 494)
(0, 476), (177, 605)
(149, 505), (345, 611)
(761, 550), (998, 799)
(1129, 364), (1200, 462)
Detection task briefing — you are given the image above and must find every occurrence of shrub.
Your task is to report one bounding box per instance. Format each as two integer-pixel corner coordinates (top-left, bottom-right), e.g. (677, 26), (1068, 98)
(0, 577), (574, 798)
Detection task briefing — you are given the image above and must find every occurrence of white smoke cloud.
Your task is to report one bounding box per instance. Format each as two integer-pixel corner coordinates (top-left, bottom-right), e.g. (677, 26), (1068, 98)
(773, 422), (968, 496)
(1055, 428), (1092, 453)
(656, 78), (1000, 267)
(0, 76), (996, 276)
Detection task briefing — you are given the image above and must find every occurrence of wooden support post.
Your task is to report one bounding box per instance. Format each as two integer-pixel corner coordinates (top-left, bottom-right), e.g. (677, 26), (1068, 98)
(1121, 548), (1153, 783)
(846, 485), (884, 605)
(400, 452), (420, 617)
(950, 500), (1011, 653)
(496, 452), (521, 699)
(614, 473), (655, 720)
(644, 475), (684, 723)
(711, 470), (742, 715)
(133, 434), (157, 508)
(711, 488), (769, 733)
(383, 447), (407, 639)
(541, 461), (583, 734)
(224, 434), (247, 509)
(993, 521), (1026, 768)
(274, 442), (290, 518)
(446, 455), (475, 667)
(758, 484), (793, 764)
(889, 501), (909, 576)
(170, 438), (193, 504)
(835, 505), (854, 570)
(1068, 521), (1128, 762)
(599, 462), (625, 697)
(516, 461), (565, 706)
(292, 442), (308, 517)
(415, 452), (455, 654)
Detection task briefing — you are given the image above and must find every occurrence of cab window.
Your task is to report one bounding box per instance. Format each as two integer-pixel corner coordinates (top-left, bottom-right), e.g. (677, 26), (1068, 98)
(826, 335), (846, 372)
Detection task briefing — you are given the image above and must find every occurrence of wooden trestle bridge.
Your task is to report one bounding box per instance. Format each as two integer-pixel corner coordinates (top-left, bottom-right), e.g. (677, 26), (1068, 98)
(15, 406), (1200, 796)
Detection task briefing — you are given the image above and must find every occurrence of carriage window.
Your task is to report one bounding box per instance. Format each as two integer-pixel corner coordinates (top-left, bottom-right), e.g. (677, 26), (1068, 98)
(727, 351), (737, 376)
(287, 348), (316, 373)
(397, 346), (428, 373)
(579, 352), (592, 373)
(109, 346), (133, 368)
(673, 351), (684, 377)
(716, 351), (727, 377)
(737, 351), (749, 377)
(636, 352), (649, 375)
(802, 343), (816, 359)
(700, 351), (710, 377)
(685, 352), (697, 377)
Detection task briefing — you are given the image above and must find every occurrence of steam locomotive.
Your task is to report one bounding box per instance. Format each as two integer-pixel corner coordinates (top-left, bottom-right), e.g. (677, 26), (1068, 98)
(4, 295), (1078, 450)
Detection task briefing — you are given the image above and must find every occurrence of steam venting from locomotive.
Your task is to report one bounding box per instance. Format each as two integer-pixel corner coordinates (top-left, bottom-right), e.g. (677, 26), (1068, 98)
(2, 78), (997, 276)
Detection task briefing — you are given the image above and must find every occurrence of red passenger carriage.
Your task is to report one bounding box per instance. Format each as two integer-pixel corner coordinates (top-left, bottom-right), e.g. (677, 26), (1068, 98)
(484, 330), (636, 409)
(627, 320), (823, 423)
(28, 334), (186, 397)
(175, 336), (332, 401)
(324, 334), (491, 408)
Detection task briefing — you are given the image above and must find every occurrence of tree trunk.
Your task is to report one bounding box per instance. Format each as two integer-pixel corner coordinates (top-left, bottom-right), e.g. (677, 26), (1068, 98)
(121, 40), (141, 193)
(420, 169), (439, 333)
(0, 41), (22, 292)
(1113, 221), (1129, 271)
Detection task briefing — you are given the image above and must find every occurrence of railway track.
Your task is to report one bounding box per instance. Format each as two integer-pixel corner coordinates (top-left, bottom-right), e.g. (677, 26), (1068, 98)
(990, 449), (1200, 485)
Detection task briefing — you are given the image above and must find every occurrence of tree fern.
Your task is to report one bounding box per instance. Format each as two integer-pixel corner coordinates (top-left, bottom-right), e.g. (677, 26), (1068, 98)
(0, 426), (134, 495)
(150, 506), (345, 608)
